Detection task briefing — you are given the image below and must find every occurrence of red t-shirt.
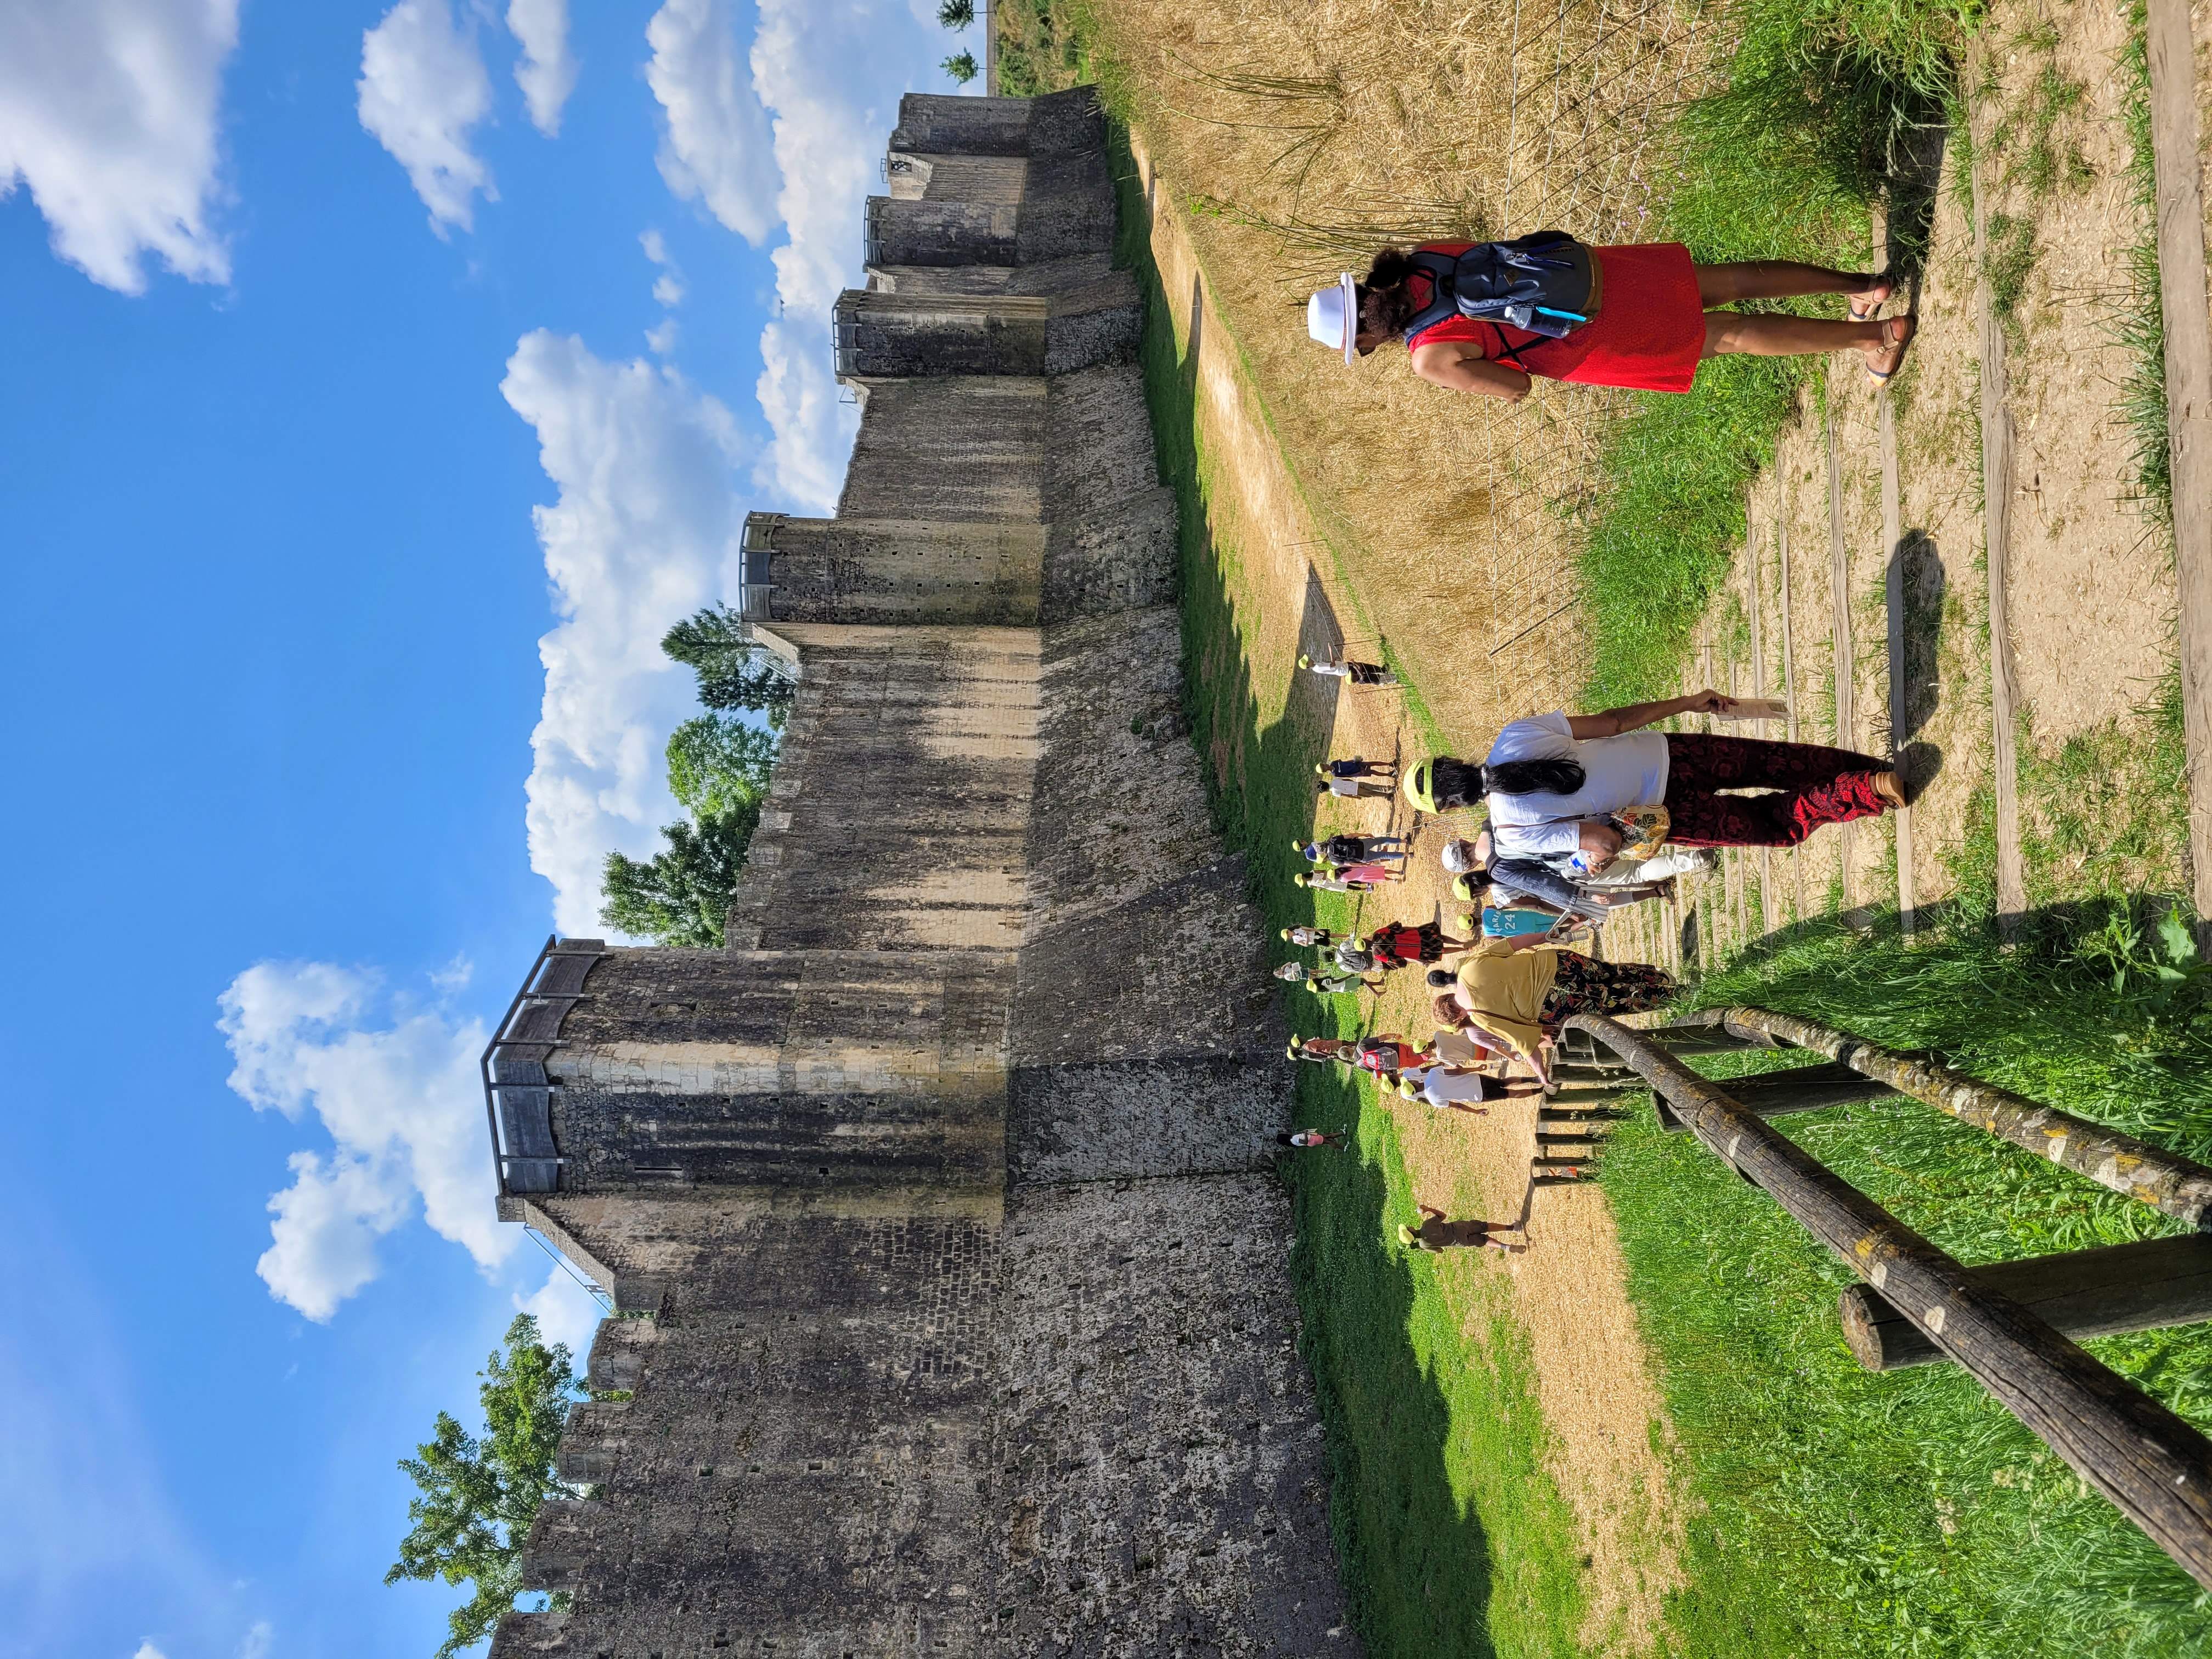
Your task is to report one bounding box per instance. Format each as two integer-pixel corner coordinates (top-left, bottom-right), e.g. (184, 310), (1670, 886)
(1401, 241), (1706, 393)
(1371, 925), (1425, 962)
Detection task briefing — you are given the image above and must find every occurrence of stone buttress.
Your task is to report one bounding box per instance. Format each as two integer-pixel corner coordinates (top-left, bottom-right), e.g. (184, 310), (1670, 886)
(487, 88), (1355, 1659)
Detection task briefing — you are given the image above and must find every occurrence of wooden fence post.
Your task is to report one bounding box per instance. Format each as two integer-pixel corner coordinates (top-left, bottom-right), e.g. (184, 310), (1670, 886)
(1566, 1011), (2212, 1588)
(1843, 1234), (2212, 1369)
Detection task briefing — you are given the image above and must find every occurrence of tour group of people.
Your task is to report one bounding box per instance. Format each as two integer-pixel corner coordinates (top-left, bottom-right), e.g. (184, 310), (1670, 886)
(1273, 230), (1917, 1256)
(1279, 688), (1908, 1252)
(1273, 230), (1917, 1255)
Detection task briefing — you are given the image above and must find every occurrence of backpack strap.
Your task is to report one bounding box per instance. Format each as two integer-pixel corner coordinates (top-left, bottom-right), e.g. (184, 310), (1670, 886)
(1400, 249), (1463, 342)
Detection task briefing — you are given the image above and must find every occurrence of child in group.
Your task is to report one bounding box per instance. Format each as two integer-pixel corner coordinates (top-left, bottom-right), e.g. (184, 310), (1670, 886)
(1299, 651), (1398, 686)
(1278, 1128), (1350, 1149)
(1288, 1037), (1352, 1064)
(1297, 833), (1408, 864)
(1398, 1205), (1527, 1255)
(1398, 1062), (1546, 1111)
(1353, 1034), (1430, 1077)
(1364, 919), (1475, 969)
(1282, 924), (1340, 949)
(1321, 756), (1396, 779)
(1316, 758), (1397, 799)
(1454, 885), (1568, 939)
(1335, 860), (1402, 885)
(1273, 961), (1381, 994)
(1310, 969), (1383, 995)
(1297, 868), (1379, 893)
(1335, 938), (1380, 975)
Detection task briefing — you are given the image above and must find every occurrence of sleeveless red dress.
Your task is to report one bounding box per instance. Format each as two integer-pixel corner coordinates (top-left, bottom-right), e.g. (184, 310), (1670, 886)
(1403, 241), (1705, 393)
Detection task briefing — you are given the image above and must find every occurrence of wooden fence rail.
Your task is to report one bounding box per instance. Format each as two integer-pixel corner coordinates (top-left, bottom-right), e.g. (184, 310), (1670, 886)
(1562, 1010), (2212, 1589)
(1658, 1006), (2212, 1227)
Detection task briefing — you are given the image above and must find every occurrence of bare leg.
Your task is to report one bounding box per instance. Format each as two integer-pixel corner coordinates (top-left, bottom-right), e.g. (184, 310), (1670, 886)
(1695, 260), (1888, 309)
(1704, 312), (1915, 376)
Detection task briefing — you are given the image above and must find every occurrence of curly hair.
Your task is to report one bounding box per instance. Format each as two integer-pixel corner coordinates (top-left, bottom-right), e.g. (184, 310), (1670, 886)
(1356, 247), (1422, 344)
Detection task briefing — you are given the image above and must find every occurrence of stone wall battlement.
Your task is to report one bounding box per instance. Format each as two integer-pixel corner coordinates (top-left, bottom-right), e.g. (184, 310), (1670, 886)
(484, 87), (1355, 1658)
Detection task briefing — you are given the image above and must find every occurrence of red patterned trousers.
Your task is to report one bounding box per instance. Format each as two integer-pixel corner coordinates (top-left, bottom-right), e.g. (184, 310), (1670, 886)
(1661, 733), (1889, 848)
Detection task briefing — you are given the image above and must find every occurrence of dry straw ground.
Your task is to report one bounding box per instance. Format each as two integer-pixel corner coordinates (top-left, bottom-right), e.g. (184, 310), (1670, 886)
(1134, 128), (1689, 1656)
(1085, 0), (1710, 742)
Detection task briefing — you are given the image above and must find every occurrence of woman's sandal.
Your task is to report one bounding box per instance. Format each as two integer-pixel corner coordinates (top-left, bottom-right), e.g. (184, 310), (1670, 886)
(1866, 314), (1917, 386)
(1846, 278), (1894, 322)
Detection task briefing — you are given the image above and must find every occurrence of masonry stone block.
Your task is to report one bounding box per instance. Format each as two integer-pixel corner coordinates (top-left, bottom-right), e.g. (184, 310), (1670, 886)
(890, 91), (1033, 157)
(833, 290), (1049, 380)
(759, 516), (1047, 627)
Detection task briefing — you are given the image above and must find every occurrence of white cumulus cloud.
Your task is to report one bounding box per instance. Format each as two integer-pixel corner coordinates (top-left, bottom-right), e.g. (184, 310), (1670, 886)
(645, 0), (777, 244)
(236, 1619), (273, 1659)
(219, 961), (507, 1322)
(506, 0), (577, 136)
(358, 0), (496, 235)
(747, 0), (956, 508)
(133, 1646), (169, 1659)
(0, 0), (240, 293)
(501, 331), (751, 931)
(640, 228), (685, 307)
(515, 1263), (605, 1362)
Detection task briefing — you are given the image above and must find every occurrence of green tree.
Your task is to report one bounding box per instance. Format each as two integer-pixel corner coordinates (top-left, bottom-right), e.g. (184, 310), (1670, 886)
(665, 713), (777, 820)
(937, 0), (976, 26)
(600, 800), (763, 947)
(942, 50), (980, 84)
(659, 603), (794, 724)
(386, 1315), (579, 1659)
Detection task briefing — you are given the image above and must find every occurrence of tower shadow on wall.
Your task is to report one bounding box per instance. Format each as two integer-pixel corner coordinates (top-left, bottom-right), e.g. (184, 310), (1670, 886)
(1110, 119), (1504, 1652)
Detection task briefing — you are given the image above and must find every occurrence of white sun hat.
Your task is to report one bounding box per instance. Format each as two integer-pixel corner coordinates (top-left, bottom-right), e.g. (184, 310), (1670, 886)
(1305, 271), (1359, 364)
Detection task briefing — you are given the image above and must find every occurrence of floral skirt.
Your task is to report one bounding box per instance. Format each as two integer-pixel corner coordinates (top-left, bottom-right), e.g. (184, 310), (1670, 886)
(1538, 951), (1676, 1024)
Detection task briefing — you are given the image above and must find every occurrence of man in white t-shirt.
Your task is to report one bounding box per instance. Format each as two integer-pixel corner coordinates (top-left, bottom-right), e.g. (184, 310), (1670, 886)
(1406, 689), (1905, 860)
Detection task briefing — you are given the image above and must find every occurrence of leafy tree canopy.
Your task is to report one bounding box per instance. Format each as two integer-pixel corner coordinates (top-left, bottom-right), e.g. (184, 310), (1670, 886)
(600, 799), (763, 947)
(659, 603), (793, 725)
(937, 0), (976, 27)
(943, 50), (980, 84)
(665, 713), (777, 821)
(387, 1315), (580, 1659)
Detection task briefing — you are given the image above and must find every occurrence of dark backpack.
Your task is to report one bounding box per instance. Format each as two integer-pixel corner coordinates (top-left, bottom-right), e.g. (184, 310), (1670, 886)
(1402, 233), (1596, 351)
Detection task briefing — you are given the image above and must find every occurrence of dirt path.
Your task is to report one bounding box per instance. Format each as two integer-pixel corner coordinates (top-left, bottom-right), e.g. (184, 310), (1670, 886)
(1134, 137), (1686, 1655)
(1647, 0), (2188, 976)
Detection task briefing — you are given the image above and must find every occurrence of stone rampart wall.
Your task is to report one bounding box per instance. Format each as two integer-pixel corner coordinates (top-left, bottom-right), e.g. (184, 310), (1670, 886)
(487, 86), (1355, 1659)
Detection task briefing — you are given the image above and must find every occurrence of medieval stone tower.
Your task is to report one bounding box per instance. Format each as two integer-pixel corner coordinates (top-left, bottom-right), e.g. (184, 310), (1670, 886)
(484, 89), (1354, 1657)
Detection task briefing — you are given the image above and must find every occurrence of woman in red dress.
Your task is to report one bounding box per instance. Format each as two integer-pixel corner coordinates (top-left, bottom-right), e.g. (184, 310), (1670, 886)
(1310, 242), (1913, 397)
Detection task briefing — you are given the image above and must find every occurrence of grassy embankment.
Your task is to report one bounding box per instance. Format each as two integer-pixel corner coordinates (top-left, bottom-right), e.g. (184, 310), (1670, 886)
(1108, 132), (1595, 1659)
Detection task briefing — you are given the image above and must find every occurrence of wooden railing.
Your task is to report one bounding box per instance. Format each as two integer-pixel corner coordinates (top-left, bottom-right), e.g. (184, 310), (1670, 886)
(1556, 1008), (2212, 1589)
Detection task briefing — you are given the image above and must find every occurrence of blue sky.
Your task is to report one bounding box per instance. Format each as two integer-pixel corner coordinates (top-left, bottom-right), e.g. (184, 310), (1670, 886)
(0, 3), (981, 1656)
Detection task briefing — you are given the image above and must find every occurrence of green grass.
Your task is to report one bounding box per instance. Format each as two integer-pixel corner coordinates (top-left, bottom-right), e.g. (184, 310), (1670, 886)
(2115, 0), (2173, 517)
(1110, 124), (1593, 1659)
(1576, 0), (1969, 705)
(1604, 910), (2212, 1658)
(2018, 672), (2191, 909)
